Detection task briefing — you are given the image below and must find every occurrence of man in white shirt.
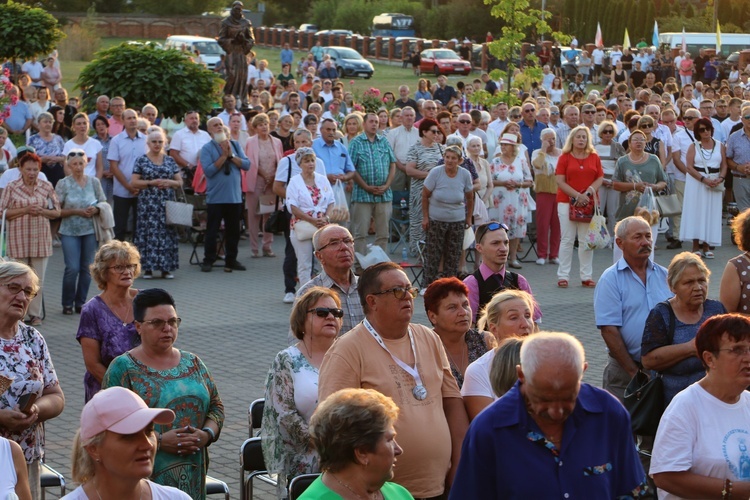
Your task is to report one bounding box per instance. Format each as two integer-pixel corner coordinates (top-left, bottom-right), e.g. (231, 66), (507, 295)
(721, 97), (743, 139)
(555, 105), (580, 149)
(699, 99), (726, 143)
(591, 47), (605, 85)
(247, 59), (274, 89)
(386, 107), (419, 192)
(487, 102), (510, 139)
(216, 94), (248, 132)
(319, 79), (334, 103)
(321, 99), (345, 122)
(169, 110), (212, 171)
(21, 57), (44, 84)
(280, 92), (307, 118)
(609, 45), (623, 67)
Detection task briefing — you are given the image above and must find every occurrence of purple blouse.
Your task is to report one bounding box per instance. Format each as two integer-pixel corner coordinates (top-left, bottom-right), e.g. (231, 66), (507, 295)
(76, 295), (139, 402)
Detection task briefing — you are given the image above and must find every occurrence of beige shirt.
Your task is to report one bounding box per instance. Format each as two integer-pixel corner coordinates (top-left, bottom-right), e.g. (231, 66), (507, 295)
(319, 322), (461, 498)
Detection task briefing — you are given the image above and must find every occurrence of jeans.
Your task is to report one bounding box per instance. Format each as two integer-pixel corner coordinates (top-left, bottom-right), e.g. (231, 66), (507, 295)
(61, 233), (98, 309)
(113, 195), (137, 241)
(204, 203), (242, 265)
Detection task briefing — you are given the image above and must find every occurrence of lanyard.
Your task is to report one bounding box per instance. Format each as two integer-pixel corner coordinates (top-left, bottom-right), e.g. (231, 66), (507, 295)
(363, 319), (427, 400)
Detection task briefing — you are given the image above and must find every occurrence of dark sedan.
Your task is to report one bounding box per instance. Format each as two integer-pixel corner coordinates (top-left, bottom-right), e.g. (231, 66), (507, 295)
(321, 46), (374, 79)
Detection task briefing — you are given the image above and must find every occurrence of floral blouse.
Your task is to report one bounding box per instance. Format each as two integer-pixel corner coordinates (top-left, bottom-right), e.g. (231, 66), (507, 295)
(261, 346), (320, 495)
(0, 323), (60, 462)
(55, 175), (106, 236)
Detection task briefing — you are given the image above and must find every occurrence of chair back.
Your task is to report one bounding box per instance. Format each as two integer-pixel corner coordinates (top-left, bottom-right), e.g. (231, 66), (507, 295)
(249, 398), (265, 436)
(241, 437), (266, 472)
(289, 473), (320, 500)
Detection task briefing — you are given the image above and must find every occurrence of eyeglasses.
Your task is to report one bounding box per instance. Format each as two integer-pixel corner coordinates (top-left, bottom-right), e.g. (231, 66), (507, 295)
(1, 283), (37, 299)
(141, 318), (182, 329)
(108, 264), (138, 274)
(582, 110), (596, 114)
(317, 237), (354, 251)
(717, 346), (750, 357)
(684, 116), (698, 121)
(602, 129), (615, 134)
(67, 151), (85, 158)
(458, 119), (472, 124)
(308, 307), (344, 318)
(743, 115), (750, 120)
(550, 112), (560, 116)
(522, 109), (535, 113)
(372, 286), (419, 299)
(510, 115), (521, 119)
(424, 106), (437, 111)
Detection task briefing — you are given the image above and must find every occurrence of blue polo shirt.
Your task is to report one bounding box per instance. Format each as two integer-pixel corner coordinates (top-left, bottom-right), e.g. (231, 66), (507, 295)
(312, 137), (354, 176)
(199, 139), (250, 204)
(4, 101), (31, 132)
(450, 382), (647, 499)
(520, 120), (547, 154)
(594, 258), (672, 361)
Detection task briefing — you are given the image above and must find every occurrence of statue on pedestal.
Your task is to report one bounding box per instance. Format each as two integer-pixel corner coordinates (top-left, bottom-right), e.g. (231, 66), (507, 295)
(218, 1), (254, 108)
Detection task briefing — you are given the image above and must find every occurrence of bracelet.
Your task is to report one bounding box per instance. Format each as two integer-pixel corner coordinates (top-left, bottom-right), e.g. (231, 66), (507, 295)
(721, 478), (732, 499)
(202, 427), (216, 445)
(157, 432), (162, 451)
(700, 175), (706, 183)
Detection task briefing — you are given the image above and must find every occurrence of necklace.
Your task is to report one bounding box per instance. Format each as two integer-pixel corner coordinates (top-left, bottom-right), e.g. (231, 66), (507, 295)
(629, 152), (646, 163)
(104, 295), (132, 326)
(329, 473), (379, 499)
(699, 140), (716, 161)
(444, 337), (467, 375)
(94, 478), (145, 499)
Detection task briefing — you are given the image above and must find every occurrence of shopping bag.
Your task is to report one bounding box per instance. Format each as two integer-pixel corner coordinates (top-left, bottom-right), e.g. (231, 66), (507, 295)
(463, 226), (475, 250)
(634, 186), (660, 225)
(586, 204), (611, 250)
(330, 180), (350, 222)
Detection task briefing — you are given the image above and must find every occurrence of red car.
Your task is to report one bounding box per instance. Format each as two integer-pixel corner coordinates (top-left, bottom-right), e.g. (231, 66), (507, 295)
(420, 49), (471, 76)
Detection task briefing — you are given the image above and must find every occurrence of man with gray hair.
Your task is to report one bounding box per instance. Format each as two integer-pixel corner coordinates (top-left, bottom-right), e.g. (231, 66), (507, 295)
(594, 216), (671, 402)
(386, 106), (418, 192)
(450, 331), (647, 498)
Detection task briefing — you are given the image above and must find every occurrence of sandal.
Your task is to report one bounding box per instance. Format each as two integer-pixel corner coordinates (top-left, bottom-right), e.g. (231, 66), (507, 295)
(557, 279), (569, 288)
(693, 250), (704, 258)
(704, 251), (715, 259)
(581, 280), (597, 288)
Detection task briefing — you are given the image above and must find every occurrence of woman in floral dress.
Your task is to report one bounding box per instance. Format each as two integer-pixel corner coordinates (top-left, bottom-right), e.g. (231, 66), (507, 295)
(131, 130), (182, 279)
(262, 287), (343, 498)
(490, 133), (534, 269)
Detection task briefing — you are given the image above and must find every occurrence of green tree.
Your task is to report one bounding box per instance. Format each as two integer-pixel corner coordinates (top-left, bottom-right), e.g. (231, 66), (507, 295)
(685, 3), (695, 18)
(0, 1), (65, 81)
(77, 43), (221, 119)
(131, 0), (226, 16)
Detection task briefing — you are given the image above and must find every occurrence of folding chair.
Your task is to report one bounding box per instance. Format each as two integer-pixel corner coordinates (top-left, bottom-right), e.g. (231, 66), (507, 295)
(389, 190), (410, 254)
(401, 240), (425, 287)
(248, 398), (264, 437)
(518, 218), (539, 263)
(288, 473), (320, 500)
(188, 194), (225, 265)
(240, 437), (277, 500)
(206, 476), (230, 499)
(40, 462), (66, 500)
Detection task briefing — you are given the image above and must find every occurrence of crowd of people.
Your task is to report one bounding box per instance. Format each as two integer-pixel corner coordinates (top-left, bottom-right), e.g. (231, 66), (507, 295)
(4, 36), (750, 499)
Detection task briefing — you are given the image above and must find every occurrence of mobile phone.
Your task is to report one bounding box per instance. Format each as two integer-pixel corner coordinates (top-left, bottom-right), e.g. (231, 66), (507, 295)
(17, 393), (37, 414)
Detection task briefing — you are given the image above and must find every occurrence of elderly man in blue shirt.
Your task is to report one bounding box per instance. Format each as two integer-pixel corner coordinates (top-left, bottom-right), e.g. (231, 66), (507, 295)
(450, 332), (647, 499)
(313, 117), (355, 195)
(199, 116), (250, 273)
(594, 216), (672, 403)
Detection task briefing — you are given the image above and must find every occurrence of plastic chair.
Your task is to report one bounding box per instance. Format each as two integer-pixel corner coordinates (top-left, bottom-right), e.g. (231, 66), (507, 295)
(240, 437), (277, 500)
(40, 462), (66, 500)
(206, 475), (230, 499)
(389, 190), (410, 254)
(248, 398), (264, 437)
(288, 473), (320, 500)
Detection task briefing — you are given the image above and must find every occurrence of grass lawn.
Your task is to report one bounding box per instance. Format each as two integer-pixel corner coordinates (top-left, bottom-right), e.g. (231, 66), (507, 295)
(59, 37), (467, 101)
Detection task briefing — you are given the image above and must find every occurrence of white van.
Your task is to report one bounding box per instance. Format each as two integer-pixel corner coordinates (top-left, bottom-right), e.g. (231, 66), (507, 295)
(164, 35), (224, 69)
(658, 32), (749, 57)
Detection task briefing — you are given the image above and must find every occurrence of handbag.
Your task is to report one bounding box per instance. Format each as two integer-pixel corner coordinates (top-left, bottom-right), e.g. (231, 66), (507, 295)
(165, 186), (194, 227)
(569, 191), (596, 223)
(654, 183), (681, 218)
(257, 193), (278, 215)
(294, 220), (318, 241)
(623, 300), (675, 436)
(265, 157), (292, 234)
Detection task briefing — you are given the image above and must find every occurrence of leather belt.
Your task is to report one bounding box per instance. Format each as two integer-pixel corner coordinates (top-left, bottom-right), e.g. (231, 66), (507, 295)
(732, 171), (747, 178)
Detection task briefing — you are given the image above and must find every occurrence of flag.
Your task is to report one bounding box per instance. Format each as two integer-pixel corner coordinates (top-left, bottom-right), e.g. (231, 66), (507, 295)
(652, 20), (659, 47)
(717, 20), (722, 54)
(595, 22), (603, 48)
(623, 28), (631, 49)
(681, 26), (687, 52)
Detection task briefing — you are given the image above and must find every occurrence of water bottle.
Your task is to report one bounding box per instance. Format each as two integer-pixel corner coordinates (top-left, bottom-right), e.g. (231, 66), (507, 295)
(400, 198), (407, 218)
(402, 247), (408, 263)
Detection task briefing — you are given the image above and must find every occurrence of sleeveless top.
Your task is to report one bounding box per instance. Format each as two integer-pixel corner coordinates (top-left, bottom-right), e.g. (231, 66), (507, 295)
(613, 69), (626, 83)
(0, 437), (17, 498)
(729, 253), (750, 314)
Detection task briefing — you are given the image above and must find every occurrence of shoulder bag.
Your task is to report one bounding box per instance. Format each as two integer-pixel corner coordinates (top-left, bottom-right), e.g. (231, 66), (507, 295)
(654, 182), (681, 218)
(265, 157), (292, 234)
(623, 300), (674, 436)
(165, 185), (194, 227)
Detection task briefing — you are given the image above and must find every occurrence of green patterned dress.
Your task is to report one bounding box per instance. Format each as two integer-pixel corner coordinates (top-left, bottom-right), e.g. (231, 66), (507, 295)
(103, 350), (224, 500)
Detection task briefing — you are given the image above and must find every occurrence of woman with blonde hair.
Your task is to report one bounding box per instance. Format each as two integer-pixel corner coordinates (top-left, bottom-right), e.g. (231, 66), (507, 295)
(489, 336), (524, 398)
(462, 289), (535, 419)
(595, 120), (627, 239)
(341, 113), (363, 148)
(555, 125), (603, 288)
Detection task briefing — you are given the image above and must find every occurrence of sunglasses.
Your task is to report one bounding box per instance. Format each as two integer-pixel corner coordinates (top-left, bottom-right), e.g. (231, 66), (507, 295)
(551, 112), (560, 116)
(475, 221), (510, 242)
(523, 109), (535, 113)
(684, 116), (698, 121)
(372, 286), (419, 300)
(458, 119), (472, 124)
(602, 129), (615, 134)
(141, 318), (182, 329)
(695, 127), (708, 132)
(582, 110), (596, 114)
(640, 124), (653, 129)
(308, 307), (344, 318)
(428, 128), (440, 133)
(510, 115), (521, 119)
(743, 115), (750, 120)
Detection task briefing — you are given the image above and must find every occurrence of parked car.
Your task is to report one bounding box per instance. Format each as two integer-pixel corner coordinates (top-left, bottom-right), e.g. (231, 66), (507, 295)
(321, 46), (374, 78)
(164, 35), (224, 70)
(299, 24), (319, 33)
(316, 29), (354, 37)
(420, 48), (471, 76)
(719, 51), (741, 76)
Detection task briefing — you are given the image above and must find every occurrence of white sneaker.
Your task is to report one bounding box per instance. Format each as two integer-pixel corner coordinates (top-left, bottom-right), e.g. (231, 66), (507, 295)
(550, 258), (560, 265)
(536, 258), (546, 265)
(419, 288), (426, 296)
(283, 292), (295, 304)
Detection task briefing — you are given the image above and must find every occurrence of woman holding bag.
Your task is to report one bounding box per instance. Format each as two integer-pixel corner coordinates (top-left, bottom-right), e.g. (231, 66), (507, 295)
(244, 113), (284, 258)
(680, 118), (727, 258)
(555, 126), (603, 289)
(287, 148), (334, 285)
(130, 130), (182, 279)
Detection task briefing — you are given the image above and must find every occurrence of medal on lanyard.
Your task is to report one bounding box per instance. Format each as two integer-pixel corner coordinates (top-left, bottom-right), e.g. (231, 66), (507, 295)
(363, 319), (427, 401)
